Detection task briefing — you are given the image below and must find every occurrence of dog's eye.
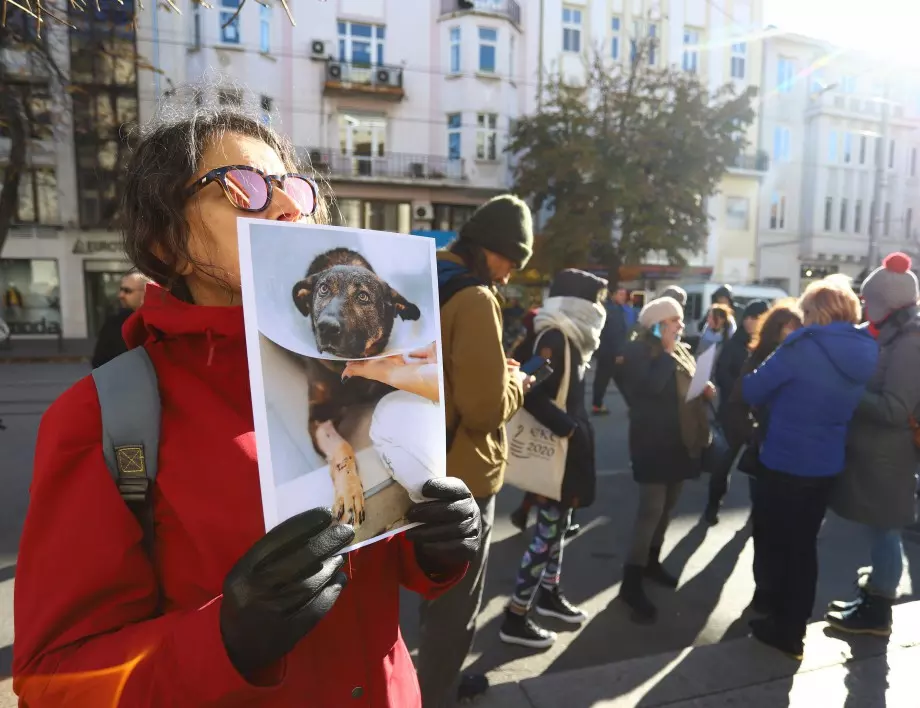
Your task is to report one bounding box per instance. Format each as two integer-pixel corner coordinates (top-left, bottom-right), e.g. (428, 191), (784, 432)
(318, 284), (330, 296)
(357, 292), (370, 303)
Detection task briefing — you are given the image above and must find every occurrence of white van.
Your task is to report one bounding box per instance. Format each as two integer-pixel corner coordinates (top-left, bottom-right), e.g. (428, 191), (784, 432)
(678, 283), (790, 344)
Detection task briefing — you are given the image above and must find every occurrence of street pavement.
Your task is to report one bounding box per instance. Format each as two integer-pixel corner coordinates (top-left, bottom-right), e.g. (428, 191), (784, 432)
(1, 362), (919, 707)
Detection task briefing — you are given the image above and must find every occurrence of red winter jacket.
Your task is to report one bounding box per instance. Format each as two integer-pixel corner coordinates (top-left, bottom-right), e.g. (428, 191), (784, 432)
(13, 285), (464, 707)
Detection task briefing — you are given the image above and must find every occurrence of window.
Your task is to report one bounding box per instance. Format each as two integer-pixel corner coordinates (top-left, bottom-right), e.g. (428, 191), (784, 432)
(843, 132), (852, 163)
(607, 16), (621, 60)
(889, 139), (896, 168)
(859, 134), (867, 164)
(0, 168), (58, 225)
(824, 197), (833, 231)
(911, 147), (917, 177)
(870, 201), (877, 233)
(509, 34), (515, 78)
(841, 75), (857, 93)
(773, 126), (790, 162)
(907, 208), (914, 238)
(478, 27), (497, 72)
(884, 202), (891, 235)
(192, 1), (201, 48)
(731, 42), (746, 80)
(433, 204), (477, 232)
(769, 192), (786, 229)
(647, 23), (657, 65)
(828, 131), (838, 162)
(338, 21), (385, 65)
(0, 258), (62, 335)
(683, 29), (700, 73)
(840, 198), (848, 231)
(260, 95), (273, 124)
(562, 6), (582, 53)
(259, 2), (271, 53)
(725, 196), (749, 229)
(219, 0), (241, 44)
(333, 199), (411, 233)
(447, 113), (462, 160)
(777, 57), (794, 92)
(449, 27), (461, 73)
(855, 200), (863, 233)
(476, 113), (497, 160)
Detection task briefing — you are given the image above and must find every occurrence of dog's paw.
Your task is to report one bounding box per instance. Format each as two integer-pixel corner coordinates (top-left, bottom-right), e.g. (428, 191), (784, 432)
(331, 456), (366, 527)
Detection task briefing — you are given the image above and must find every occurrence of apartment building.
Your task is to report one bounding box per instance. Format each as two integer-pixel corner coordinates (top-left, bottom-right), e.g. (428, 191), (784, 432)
(757, 31), (920, 295)
(524, 0), (768, 284)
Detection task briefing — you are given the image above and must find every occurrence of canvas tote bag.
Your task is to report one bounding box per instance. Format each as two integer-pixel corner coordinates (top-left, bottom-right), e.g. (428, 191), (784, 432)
(503, 332), (572, 501)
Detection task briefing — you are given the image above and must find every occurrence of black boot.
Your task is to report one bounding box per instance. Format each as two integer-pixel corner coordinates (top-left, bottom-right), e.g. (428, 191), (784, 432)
(619, 564), (657, 624)
(827, 567), (875, 612)
(565, 510), (580, 538)
(703, 501), (720, 526)
(457, 673), (490, 702)
(826, 594), (893, 637)
(510, 505), (530, 533)
(749, 617), (804, 661)
(645, 546), (679, 588)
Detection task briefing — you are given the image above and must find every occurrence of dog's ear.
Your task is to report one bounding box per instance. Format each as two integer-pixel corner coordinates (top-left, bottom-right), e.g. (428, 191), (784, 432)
(292, 275), (317, 317)
(389, 286), (421, 321)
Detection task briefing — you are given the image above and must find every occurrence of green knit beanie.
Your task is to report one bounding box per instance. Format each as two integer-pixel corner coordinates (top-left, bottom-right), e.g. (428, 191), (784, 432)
(458, 194), (534, 268)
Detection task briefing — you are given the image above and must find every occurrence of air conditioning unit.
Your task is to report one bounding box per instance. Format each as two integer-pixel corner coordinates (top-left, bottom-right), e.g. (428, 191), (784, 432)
(414, 202), (434, 221)
(310, 40), (331, 60)
(326, 61), (343, 80)
(376, 67), (392, 85)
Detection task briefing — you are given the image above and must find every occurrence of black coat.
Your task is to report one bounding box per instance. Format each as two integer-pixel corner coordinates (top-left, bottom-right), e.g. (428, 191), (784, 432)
(91, 309), (132, 369)
(620, 334), (702, 485)
(523, 328), (596, 508)
(714, 327), (751, 416)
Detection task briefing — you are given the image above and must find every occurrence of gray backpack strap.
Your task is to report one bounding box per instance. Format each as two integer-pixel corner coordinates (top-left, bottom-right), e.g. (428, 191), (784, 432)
(91, 346), (161, 559)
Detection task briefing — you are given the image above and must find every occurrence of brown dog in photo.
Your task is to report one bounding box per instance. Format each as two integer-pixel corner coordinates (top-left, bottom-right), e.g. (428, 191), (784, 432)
(291, 247), (421, 527)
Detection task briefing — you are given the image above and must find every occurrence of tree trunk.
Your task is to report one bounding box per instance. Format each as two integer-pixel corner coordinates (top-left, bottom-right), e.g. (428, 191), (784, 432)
(0, 85), (28, 259)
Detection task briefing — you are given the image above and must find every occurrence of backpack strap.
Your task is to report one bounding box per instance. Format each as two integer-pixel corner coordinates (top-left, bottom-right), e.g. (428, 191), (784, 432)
(91, 346), (161, 560)
(439, 273), (486, 452)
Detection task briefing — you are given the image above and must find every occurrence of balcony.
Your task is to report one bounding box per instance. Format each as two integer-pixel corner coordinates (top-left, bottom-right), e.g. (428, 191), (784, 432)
(323, 60), (405, 101)
(303, 148), (467, 184)
(439, 0), (521, 26)
(728, 150), (770, 174)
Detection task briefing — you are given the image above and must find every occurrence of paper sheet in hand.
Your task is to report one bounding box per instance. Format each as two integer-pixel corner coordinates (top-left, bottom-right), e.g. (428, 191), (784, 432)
(686, 345), (716, 401)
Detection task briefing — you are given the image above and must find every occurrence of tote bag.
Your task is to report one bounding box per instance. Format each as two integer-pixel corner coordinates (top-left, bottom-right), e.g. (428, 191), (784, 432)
(503, 333), (572, 501)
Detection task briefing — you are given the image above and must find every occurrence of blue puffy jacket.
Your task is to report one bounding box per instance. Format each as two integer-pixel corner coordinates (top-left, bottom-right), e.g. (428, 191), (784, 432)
(742, 321), (879, 477)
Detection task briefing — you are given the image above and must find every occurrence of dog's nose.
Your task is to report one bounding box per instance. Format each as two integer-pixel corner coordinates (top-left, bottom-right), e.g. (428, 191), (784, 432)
(317, 318), (342, 341)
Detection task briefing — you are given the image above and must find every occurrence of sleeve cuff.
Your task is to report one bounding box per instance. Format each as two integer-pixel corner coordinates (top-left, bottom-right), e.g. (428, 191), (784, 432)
(402, 542), (468, 600)
(172, 597), (288, 703)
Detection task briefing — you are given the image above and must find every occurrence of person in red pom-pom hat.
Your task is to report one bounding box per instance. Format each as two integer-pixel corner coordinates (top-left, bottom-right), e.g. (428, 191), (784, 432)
(826, 250), (920, 637)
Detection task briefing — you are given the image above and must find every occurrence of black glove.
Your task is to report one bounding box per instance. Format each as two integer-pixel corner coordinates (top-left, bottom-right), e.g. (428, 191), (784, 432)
(405, 478), (481, 577)
(219, 507), (355, 678)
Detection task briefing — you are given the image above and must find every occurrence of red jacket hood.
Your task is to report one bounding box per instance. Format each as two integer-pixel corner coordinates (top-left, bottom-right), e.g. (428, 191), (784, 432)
(123, 283), (246, 364)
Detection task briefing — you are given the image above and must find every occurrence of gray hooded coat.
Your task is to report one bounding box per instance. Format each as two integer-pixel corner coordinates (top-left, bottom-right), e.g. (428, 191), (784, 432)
(831, 306), (920, 529)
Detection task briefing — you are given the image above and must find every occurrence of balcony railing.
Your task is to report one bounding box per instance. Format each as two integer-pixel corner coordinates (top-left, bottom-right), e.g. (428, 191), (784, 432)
(323, 59), (405, 101)
(302, 148), (467, 183)
(730, 151), (770, 173)
(439, 0), (521, 25)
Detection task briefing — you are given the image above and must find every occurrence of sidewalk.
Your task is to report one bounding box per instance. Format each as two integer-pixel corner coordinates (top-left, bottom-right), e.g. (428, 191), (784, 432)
(475, 600), (920, 707)
(0, 338), (93, 364)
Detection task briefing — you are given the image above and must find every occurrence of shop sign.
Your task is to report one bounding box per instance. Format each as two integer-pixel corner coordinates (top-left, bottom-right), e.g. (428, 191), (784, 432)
(7, 317), (62, 336)
(73, 239), (123, 255)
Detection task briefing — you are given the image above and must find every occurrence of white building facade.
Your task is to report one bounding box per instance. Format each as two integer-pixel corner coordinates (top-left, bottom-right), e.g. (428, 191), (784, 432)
(757, 32), (920, 295)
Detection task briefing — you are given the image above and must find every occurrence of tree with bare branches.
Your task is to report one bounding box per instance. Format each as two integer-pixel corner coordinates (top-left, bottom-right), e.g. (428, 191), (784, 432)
(509, 35), (758, 286)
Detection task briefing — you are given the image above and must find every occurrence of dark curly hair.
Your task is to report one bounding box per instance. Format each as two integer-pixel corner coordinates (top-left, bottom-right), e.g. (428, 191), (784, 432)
(120, 78), (331, 297)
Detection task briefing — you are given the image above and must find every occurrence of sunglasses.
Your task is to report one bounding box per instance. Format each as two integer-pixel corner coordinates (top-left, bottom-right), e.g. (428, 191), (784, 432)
(185, 165), (318, 216)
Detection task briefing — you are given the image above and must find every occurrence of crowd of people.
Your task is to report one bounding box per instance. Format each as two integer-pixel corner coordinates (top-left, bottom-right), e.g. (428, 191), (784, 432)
(9, 81), (919, 707)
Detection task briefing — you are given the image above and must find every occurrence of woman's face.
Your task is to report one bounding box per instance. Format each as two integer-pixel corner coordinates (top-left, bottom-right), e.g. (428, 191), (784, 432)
(659, 315), (684, 345)
(780, 321), (801, 341)
(181, 133), (307, 306)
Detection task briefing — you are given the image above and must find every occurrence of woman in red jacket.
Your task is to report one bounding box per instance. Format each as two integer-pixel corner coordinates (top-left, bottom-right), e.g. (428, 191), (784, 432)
(12, 89), (480, 707)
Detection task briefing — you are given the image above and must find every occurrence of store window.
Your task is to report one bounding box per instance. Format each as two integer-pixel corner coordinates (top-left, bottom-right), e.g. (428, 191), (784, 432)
(0, 168), (59, 225)
(433, 203), (477, 232)
(333, 199), (411, 233)
(0, 258), (62, 335)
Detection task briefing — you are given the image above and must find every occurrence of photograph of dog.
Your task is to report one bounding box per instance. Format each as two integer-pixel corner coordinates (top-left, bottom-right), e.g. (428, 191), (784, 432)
(239, 221), (447, 550)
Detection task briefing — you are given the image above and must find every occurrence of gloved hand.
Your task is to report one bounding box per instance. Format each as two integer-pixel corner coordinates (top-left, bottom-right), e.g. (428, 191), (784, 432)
(219, 507), (355, 678)
(404, 477), (481, 576)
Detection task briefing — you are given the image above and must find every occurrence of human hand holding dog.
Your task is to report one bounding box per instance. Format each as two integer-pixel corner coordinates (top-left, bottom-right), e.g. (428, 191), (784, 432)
(404, 478), (481, 577)
(220, 507), (354, 679)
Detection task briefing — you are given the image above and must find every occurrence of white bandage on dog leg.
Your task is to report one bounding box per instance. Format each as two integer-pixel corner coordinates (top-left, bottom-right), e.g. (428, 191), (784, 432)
(369, 390), (442, 503)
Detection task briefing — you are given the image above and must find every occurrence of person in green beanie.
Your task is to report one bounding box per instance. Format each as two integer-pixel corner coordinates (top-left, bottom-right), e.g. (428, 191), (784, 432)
(417, 194), (535, 706)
